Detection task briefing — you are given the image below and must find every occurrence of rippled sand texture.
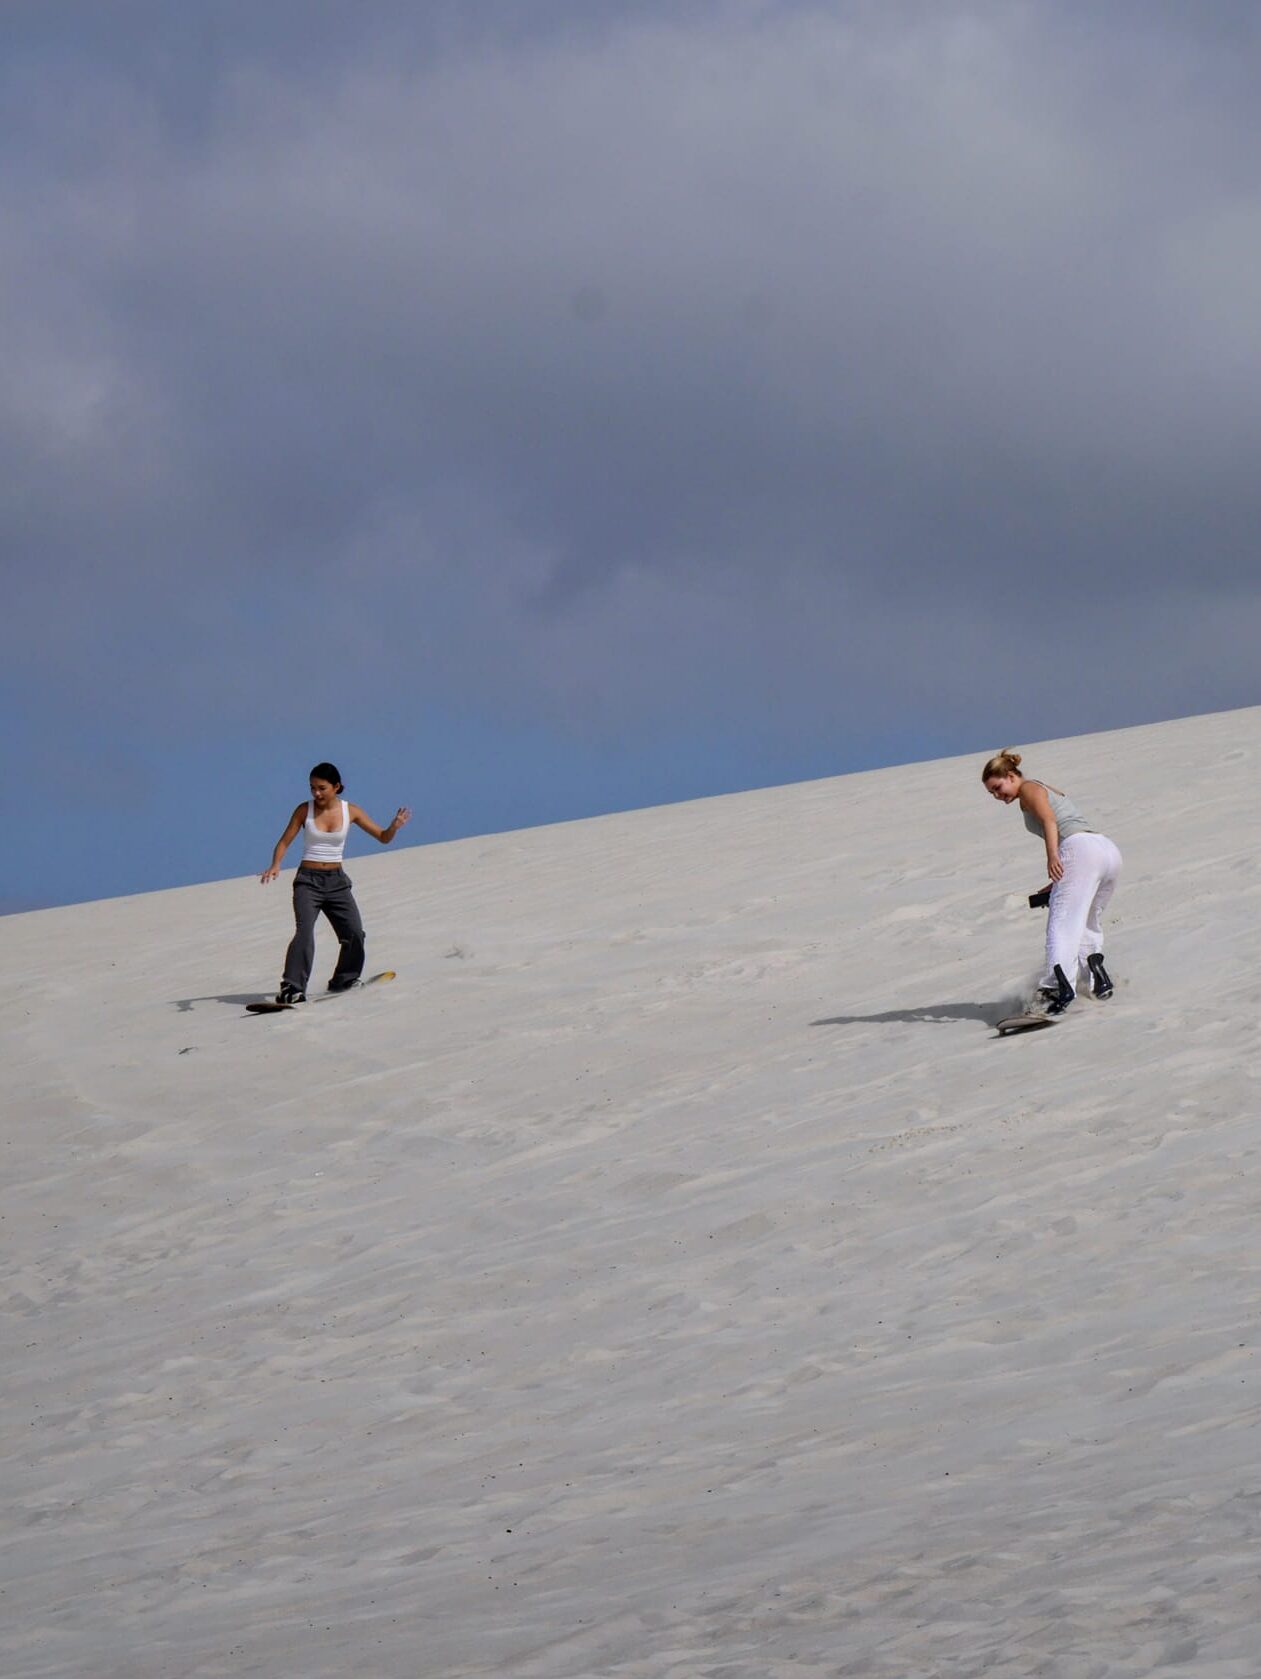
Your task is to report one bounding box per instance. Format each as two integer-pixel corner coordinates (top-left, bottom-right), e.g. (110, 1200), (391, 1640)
(3, 706), (1260, 1678)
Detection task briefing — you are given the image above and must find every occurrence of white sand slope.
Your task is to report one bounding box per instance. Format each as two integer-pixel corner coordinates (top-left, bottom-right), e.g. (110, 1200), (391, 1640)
(3, 706), (1260, 1678)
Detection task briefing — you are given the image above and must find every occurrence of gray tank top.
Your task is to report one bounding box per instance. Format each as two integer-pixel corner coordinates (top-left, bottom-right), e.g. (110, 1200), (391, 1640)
(1022, 780), (1094, 842)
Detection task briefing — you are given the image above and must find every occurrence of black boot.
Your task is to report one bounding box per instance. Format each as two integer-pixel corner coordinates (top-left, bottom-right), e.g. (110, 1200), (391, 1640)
(1042, 963), (1075, 1015)
(1086, 952), (1114, 999)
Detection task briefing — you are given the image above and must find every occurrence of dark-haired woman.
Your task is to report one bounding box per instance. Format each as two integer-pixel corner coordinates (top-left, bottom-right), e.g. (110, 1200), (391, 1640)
(261, 762), (411, 1004)
(981, 748), (1121, 1015)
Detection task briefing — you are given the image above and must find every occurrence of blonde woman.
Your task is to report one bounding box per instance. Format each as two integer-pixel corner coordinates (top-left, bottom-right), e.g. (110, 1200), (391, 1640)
(982, 749), (1121, 1014)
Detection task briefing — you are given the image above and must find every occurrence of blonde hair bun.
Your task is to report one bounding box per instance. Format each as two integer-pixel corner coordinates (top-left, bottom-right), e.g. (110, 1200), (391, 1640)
(981, 747), (1023, 782)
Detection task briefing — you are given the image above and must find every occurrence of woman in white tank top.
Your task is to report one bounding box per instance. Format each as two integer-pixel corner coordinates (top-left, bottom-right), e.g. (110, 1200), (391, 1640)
(260, 761), (411, 1003)
(981, 748), (1122, 1015)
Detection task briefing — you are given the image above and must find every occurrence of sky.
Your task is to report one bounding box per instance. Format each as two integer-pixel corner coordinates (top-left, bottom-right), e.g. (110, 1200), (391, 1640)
(4, 0), (1260, 911)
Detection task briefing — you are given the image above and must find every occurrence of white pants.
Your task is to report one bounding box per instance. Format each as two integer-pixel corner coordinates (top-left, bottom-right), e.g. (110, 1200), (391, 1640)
(1044, 832), (1123, 997)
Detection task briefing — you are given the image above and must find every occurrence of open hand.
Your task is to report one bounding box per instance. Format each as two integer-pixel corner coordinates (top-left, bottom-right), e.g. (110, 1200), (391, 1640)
(260, 865), (280, 884)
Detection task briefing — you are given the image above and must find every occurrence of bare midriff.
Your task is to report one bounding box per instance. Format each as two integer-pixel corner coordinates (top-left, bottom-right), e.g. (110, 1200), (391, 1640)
(298, 859), (343, 870)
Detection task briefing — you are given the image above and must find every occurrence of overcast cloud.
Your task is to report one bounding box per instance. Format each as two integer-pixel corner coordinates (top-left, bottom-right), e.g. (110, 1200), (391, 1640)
(4, 1), (1259, 903)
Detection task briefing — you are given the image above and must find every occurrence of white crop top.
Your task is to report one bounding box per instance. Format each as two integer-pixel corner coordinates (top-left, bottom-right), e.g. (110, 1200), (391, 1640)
(302, 799), (350, 863)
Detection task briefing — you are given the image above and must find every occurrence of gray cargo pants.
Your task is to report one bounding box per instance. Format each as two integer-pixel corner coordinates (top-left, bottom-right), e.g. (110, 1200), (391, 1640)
(282, 866), (366, 993)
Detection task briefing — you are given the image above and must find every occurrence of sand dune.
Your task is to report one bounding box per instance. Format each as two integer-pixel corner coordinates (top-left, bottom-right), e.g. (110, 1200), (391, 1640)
(3, 706), (1259, 1677)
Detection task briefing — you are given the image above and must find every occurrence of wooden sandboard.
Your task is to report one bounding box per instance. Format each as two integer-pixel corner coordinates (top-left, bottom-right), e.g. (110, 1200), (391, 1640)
(995, 1012), (1057, 1037)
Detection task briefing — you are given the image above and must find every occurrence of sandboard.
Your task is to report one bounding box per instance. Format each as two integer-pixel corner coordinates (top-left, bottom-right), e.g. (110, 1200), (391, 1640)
(995, 1011), (1057, 1036)
(246, 970), (396, 1014)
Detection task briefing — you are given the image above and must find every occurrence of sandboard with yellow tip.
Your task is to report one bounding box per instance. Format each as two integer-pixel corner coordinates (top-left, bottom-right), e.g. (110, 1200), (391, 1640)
(246, 970), (396, 1014)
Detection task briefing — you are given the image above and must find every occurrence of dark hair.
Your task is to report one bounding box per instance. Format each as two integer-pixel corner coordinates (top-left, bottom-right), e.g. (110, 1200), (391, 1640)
(309, 761), (344, 792)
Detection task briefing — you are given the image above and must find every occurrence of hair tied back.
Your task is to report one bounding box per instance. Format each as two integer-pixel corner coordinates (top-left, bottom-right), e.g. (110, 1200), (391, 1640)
(981, 747), (1022, 782)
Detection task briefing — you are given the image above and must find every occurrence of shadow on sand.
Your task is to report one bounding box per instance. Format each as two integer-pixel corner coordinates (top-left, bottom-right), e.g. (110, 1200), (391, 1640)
(173, 992), (272, 1013)
(812, 1000), (1006, 1029)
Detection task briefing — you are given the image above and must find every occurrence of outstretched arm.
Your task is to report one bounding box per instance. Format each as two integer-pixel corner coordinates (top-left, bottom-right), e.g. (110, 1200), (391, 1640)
(351, 804), (412, 845)
(261, 804), (307, 883)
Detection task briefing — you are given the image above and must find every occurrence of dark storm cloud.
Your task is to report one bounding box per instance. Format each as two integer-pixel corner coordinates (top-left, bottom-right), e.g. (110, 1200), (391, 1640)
(4, 1), (1259, 749)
